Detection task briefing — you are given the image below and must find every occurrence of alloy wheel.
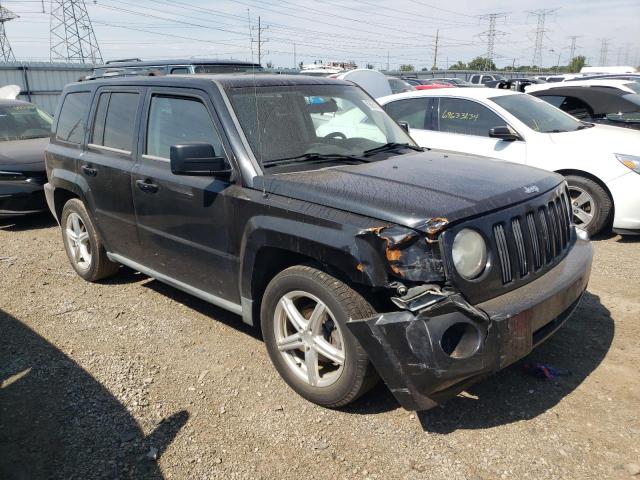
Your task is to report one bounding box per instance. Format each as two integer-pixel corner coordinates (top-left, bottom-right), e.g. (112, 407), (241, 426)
(65, 212), (92, 270)
(568, 186), (595, 229)
(273, 291), (345, 388)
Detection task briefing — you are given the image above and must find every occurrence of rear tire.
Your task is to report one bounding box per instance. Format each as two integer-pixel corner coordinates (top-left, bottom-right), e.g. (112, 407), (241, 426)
(261, 265), (378, 408)
(565, 175), (612, 236)
(61, 198), (120, 282)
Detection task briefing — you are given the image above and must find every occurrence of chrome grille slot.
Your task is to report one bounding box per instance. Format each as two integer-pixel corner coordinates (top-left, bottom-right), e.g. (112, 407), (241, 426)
(547, 202), (560, 256)
(539, 208), (551, 263)
(493, 224), (512, 284)
(526, 212), (542, 270)
(554, 199), (566, 249)
(511, 217), (528, 277)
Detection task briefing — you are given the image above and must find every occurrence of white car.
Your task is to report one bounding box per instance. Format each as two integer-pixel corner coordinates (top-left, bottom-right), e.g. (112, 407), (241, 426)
(525, 79), (640, 95)
(377, 88), (640, 236)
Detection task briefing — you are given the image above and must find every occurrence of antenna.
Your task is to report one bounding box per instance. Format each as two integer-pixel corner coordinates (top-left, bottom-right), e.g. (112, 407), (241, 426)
(527, 8), (559, 67)
(50, 0), (103, 63)
(478, 12), (507, 70)
(0, 2), (18, 62)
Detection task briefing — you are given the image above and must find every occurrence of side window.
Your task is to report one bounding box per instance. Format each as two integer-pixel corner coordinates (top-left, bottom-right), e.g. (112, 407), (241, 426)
(470, 75), (479, 84)
(146, 95), (224, 159)
(170, 67), (190, 74)
(383, 99), (427, 130)
(91, 92), (139, 152)
(56, 92), (91, 144)
(437, 98), (505, 137)
(537, 95), (566, 108)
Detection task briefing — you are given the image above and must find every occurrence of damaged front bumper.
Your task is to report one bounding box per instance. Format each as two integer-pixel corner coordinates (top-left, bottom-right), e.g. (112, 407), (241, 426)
(347, 236), (593, 411)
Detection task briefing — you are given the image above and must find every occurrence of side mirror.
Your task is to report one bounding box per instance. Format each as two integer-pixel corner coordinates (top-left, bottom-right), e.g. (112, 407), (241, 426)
(170, 144), (230, 177)
(397, 121), (410, 134)
(489, 126), (520, 142)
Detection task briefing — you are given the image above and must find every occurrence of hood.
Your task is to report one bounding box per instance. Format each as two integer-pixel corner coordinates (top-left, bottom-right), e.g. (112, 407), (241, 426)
(547, 124), (640, 156)
(255, 150), (563, 230)
(0, 137), (49, 172)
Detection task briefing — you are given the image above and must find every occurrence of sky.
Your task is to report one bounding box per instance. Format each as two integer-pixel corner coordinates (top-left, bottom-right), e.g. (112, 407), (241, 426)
(2, 0), (639, 70)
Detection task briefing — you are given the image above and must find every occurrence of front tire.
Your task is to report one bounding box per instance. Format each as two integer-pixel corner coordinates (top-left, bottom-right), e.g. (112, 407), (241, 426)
(261, 265), (378, 408)
(61, 198), (120, 282)
(565, 175), (612, 236)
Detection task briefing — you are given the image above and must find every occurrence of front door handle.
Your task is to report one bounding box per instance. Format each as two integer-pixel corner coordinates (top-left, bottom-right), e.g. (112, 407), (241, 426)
(81, 164), (97, 177)
(136, 179), (159, 194)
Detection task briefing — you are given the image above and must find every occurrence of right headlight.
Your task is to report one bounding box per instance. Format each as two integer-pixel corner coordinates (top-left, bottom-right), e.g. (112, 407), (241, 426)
(615, 153), (640, 174)
(452, 229), (487, 280)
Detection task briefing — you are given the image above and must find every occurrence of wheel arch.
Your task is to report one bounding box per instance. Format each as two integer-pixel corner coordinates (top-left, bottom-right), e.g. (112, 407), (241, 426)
(555, 168), (615, 208)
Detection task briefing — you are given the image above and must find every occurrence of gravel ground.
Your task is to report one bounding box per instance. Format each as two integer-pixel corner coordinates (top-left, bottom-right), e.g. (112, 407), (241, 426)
(1, 213), (639, 480)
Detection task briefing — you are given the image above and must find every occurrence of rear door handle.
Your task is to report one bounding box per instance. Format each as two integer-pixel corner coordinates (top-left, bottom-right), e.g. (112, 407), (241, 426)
(81, 164), (97, 177)
(136, 179), (159, 194)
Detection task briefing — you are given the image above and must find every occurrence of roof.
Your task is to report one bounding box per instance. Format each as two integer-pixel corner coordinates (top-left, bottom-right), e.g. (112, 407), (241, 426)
(525, 79), (636, 94)
(377, 87), (519, 104)
(98, 58), (261, 68)
(67, 73), (352, 91)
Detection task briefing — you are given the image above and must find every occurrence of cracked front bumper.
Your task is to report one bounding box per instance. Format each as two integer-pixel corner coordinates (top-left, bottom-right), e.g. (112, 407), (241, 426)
(347, 236), (593, 411)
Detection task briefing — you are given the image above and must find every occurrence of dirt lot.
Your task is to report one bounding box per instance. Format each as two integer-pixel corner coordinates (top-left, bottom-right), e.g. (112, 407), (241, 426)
(1, 213), (639, 480)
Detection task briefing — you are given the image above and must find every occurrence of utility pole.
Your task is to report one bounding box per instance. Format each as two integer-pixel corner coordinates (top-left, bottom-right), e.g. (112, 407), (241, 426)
(598, 38), (610, 66)
(251, 15), (268, 66)
(293, 42), (296, 69)
(624, 43), (631, 65)
(527, 8), (558, 68)
(0, 2), (18, 62)
(478, 12), (507, 71)
(50, 0), (102, 63)
(432, 29), (439, 70)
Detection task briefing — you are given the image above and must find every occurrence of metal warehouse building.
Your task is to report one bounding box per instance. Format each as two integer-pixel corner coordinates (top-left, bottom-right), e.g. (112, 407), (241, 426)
(0, 62), (93, 113)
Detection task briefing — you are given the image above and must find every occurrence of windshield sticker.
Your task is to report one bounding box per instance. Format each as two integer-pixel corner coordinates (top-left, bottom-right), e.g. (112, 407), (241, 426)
(441, 110), (480, 121)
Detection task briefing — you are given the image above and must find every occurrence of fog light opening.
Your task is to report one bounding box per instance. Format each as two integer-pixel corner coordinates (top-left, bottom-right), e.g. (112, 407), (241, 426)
(440, 322), (481, 359)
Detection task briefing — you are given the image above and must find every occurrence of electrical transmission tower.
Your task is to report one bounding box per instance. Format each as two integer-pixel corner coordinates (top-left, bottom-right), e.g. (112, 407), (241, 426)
(0, 2), (18, 62)
(567, 35), (581, 61)
(598, 38), (610, 66)
(528, 8), (558, 67)
(50, 0), (102, 63)
(478, 12), (507, 70)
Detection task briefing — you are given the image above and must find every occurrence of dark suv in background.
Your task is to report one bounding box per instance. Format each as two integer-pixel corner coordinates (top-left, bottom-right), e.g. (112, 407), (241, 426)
(45, 74), (592, 411)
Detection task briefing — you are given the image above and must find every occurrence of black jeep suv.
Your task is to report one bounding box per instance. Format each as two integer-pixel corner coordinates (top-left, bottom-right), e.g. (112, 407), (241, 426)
(44, 75), (593, 411)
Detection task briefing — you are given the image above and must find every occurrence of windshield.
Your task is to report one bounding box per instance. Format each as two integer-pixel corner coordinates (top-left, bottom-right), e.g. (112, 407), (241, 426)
(490, 94), (583, 133)
(624, 82), (640, 94)
(0, 104), (52, 141)
(227, 84), (417, 170)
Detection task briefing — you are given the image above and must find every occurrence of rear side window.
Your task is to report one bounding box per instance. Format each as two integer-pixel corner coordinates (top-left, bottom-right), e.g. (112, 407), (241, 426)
(91, 92), (139, 152)
(383, 99), (428, 129)
(437, 97), (504, 137)
(56, 92), (91, 144)
(146, 95), (224, 159)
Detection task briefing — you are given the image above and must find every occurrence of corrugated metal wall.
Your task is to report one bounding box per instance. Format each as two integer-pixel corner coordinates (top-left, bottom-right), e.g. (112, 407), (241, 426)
(0, 62), (94, 113)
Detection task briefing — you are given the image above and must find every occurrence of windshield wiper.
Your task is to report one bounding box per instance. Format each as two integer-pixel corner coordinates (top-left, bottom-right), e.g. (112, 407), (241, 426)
(263, 153), (372, 168)
(576, 122), (595, 130)
(362, 142), (423, 157)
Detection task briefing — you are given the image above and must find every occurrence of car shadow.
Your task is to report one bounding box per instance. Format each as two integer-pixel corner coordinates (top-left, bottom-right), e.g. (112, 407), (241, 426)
(417, 291), (613, 433)
(141, 279), (262, 341)
(0, 309), (188, 480)
(0, 212), (56, 231)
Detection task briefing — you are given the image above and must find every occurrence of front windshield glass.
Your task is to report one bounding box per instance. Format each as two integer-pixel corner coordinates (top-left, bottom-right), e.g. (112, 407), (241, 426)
(490, 94), (583, 133)
(624, 82), (640, 94)
(228, 84), (417, 169)
(0, 103), (53, 141)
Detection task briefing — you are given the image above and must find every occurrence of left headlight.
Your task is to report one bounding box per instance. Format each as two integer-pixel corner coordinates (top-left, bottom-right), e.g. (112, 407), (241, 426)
(452, 229), (487, 280)
(615, 153), (640, 174)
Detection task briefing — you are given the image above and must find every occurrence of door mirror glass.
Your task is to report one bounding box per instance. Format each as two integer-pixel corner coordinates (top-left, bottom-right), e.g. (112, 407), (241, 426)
(488, 125), (520, 141)
(170, 144), (230, 177)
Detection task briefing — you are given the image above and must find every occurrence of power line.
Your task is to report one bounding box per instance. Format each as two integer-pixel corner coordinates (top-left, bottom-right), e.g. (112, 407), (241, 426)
(50, 0), (102, 63)
(0, 1), (18, 61)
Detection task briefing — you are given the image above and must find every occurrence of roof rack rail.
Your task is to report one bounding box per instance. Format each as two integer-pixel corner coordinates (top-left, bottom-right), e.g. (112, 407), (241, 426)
(105, 58), (143, 64)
